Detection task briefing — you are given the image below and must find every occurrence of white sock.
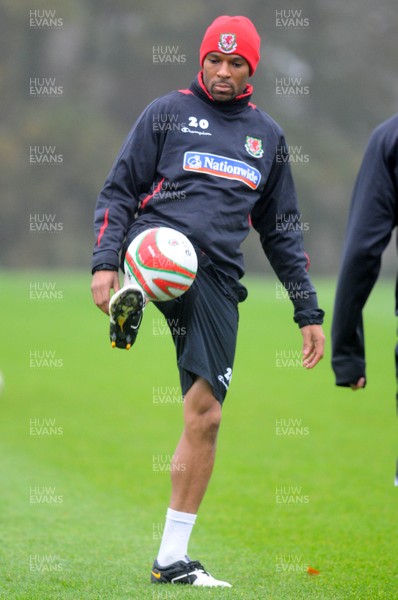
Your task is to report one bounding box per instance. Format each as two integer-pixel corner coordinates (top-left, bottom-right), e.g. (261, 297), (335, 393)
(157, 508), (197, 567)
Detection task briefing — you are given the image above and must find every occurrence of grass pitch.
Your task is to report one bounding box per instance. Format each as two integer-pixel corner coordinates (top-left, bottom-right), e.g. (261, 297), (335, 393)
(0, 273), (397, 599)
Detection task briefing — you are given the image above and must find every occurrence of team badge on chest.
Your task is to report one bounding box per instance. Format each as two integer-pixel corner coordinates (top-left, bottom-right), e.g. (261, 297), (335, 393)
(245, 136), (264, 158)
(218, 33), (238, 53)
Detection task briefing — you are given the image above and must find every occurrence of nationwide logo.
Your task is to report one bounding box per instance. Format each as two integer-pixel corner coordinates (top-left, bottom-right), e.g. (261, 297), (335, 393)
(218, 33), (238, 54)
(183, 152), (261, 190)
(245, 136), (264, 158)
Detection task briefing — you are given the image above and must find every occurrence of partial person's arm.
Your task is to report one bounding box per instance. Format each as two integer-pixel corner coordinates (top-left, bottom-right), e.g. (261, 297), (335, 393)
(91, 99), (166, 313)
(251, 133), (325, 368)
(331, 118), (398, 387)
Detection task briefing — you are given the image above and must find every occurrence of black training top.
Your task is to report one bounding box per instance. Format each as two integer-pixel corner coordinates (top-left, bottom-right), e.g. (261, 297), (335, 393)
(92, 72), (324, 327)
(332, 114), (398, 385)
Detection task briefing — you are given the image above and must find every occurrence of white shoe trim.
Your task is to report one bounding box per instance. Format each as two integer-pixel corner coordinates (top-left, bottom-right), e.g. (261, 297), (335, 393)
(171, 568), (231, 587)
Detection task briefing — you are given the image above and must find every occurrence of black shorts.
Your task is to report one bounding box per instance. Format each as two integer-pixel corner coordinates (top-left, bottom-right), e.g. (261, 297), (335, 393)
(154, 252), (247, 404)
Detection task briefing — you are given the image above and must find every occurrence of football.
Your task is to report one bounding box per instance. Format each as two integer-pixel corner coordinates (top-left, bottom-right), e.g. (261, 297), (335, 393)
(124, 227), (198, 301)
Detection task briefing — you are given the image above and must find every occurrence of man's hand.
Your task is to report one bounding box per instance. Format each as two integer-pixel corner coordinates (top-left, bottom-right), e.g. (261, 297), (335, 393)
(350, 377), (366, 391)
(91, 270), (120, 315)
(301, 324), (325, 369)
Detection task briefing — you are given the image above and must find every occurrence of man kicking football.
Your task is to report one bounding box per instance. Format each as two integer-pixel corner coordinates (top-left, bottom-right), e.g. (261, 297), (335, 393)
(91, 15), (325, 587)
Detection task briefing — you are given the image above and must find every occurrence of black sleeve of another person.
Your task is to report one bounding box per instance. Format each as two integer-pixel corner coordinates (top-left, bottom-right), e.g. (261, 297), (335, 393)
(332, 116), (398, 386)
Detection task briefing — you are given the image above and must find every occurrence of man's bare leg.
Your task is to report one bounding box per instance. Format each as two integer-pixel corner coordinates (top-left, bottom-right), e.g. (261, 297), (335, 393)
(170, 376), (221, 513)
(156, 377), (223, 570)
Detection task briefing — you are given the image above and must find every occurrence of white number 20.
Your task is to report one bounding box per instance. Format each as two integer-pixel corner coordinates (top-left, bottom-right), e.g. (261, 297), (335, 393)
(188, 116), (209, 129)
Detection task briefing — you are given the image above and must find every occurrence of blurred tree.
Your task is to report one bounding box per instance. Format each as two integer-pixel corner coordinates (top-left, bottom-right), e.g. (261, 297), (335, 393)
(1, 0), (397, 272)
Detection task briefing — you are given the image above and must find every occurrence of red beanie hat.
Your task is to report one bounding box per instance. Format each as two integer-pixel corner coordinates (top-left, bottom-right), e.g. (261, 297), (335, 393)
(200, 15), (261, 76)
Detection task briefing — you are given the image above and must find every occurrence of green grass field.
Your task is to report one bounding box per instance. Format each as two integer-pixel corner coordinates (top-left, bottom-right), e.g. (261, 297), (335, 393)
(0, 273), (397, 599)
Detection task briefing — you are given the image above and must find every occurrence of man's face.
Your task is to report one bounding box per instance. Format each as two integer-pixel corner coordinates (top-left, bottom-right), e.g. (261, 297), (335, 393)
(202, 52), (250, 101)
